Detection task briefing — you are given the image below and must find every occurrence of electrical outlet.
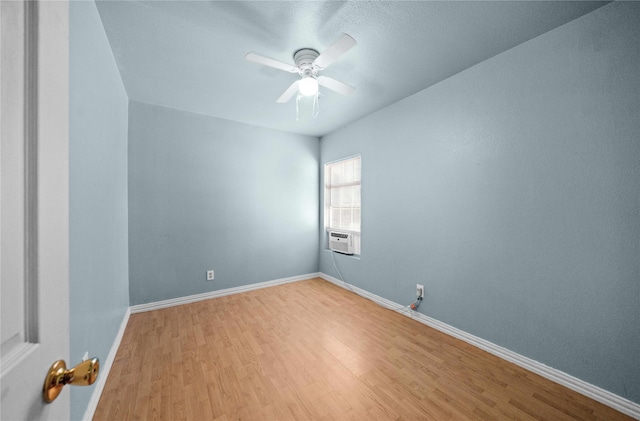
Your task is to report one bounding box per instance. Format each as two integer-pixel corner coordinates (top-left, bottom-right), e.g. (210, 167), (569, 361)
(207, 270), (214, 281)
(416, 284), (424, 298)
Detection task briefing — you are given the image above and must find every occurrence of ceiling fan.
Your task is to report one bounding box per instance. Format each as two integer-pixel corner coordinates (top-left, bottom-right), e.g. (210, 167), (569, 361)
(245, 34), (357, 103)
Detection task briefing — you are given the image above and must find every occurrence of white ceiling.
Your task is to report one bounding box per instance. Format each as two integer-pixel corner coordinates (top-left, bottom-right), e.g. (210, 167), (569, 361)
(95, 1), (607, 137)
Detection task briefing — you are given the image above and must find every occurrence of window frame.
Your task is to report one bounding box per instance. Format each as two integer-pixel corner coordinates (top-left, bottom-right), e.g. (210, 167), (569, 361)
(324, 155), (361, 255)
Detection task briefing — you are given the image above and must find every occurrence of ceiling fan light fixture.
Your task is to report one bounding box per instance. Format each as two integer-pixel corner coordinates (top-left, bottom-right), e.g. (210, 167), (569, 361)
(246, 34), (356, 106)
(298, 76), (318, 96)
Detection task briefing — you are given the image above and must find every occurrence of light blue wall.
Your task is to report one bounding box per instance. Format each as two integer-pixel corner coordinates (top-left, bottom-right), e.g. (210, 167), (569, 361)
(69, 2), (130, 420)
(128, 102), (319, 305)
(320, 1), (640, 404)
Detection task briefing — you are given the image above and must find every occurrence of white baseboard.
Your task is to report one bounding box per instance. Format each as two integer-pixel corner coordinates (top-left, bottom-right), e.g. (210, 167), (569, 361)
(83, 273), (640, 420)
(130, 272), (320, 314)
(82, 306), (131, 421)
(319, 272), (640, 420)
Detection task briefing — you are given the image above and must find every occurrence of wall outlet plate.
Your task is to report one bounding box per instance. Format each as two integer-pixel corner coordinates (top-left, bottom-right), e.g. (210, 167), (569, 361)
(416, 284), (424, 298)
(207, 270), (214, 281)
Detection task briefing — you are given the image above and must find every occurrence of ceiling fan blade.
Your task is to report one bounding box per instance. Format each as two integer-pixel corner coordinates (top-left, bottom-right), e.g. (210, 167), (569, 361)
(245, 52), (298, 73)
(276, 80), (300, 103)
(318, 76), (355, 96)
(313, 34), (357, 70)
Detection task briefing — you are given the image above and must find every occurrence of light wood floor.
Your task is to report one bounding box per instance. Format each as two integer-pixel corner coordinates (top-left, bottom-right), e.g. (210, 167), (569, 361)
(93, 278), (632, 420)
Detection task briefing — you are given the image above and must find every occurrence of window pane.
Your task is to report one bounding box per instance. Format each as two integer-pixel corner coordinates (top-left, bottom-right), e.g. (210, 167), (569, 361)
(325, 156), (361, 240)
(341, 186), (353, 206)
(331, 187), (341, 206)
(330, 163), (343, 185)
(344, 160), (354, 183)
(331, 208), (341, 228)
(340, 208), (352, 229)
(353, 208), (361, 228)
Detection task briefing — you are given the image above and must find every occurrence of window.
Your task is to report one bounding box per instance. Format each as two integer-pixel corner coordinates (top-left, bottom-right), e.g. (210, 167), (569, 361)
(324, 156), (361, 254)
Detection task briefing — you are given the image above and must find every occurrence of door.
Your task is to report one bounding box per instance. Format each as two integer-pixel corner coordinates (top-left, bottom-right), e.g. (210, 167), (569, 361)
(1, 0), (70, 419)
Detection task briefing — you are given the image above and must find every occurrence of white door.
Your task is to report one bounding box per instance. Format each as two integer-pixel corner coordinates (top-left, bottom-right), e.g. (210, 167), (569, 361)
(1, 0), (70, 419)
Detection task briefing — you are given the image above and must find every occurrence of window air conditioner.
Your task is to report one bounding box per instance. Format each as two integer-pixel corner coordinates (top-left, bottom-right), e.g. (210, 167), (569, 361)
(328, 230), (354, 255)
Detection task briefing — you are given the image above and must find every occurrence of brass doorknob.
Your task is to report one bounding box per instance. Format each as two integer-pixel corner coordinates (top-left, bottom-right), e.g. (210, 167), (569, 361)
(43, 357), (100, 403)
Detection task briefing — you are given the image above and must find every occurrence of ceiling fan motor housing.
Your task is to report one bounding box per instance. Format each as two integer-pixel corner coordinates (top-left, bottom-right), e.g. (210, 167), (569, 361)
(294, 48), (319, 76)
(245, 34), (356, 103)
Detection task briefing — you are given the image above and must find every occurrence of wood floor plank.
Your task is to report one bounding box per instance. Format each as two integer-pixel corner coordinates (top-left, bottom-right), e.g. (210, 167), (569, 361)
(93, 278), (634, 420)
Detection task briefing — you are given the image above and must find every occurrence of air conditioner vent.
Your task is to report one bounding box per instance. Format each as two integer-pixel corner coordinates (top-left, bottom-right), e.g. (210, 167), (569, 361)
(328, 230), (354, 255)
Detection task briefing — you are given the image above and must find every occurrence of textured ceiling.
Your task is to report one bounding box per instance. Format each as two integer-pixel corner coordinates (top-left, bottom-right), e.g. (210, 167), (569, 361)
(96, 1), (607, 138)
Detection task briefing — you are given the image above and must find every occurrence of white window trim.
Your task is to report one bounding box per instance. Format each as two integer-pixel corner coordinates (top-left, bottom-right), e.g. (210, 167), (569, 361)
(324, 155), (361, 255)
